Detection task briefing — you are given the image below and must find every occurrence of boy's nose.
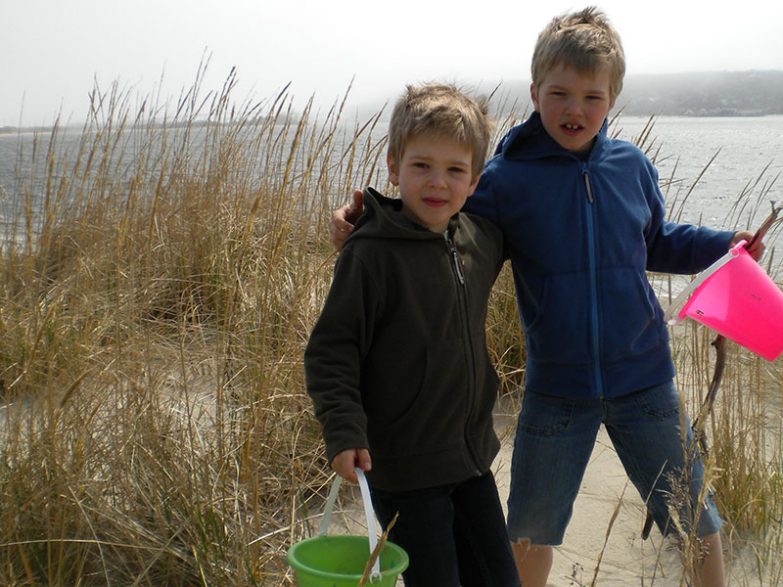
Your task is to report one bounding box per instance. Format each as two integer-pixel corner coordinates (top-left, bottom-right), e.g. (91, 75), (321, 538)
(563, 99), (581, 115)
(427, 171), (448, 188)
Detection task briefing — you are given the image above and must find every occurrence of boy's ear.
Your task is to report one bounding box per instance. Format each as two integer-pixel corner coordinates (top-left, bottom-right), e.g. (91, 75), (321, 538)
(466, 174), (480, 198)
(387, 153), (400, 186)
(529, 82), (540, 112)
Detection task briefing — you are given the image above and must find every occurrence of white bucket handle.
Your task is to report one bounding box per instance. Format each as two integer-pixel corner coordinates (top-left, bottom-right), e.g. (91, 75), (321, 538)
(318, 469), (381, 582)
(664, 240), (747, 325)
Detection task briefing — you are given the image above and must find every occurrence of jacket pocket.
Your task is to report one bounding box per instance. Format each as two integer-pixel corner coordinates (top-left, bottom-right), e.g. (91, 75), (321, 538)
(525, 272), (592, 364)
(600, 268), (663, 362)
(364, 341), (469, 457)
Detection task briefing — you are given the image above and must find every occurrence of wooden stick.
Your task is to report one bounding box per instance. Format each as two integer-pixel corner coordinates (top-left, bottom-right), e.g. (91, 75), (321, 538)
(358, 512), (399, 586)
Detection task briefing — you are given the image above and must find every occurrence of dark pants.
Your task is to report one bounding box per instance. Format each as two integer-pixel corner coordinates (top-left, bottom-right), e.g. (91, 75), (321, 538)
(370, 472), (519, 587)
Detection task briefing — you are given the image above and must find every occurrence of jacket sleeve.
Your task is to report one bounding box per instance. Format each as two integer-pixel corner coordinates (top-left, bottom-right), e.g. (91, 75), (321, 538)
(304, 248), (381, 464)
(462, 159), (502, 226)
(643, 159), (735, 274)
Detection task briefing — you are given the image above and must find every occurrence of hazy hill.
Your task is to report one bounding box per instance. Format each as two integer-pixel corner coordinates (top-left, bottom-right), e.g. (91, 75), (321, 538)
(477, 70), (783, 117)
(619, 70), (783, 116)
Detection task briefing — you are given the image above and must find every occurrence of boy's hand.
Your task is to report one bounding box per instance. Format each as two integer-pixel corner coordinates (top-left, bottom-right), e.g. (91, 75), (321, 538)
(329, 189), (364, 252)
(331, 448), (372, 483)
(731, 230), (765, 261)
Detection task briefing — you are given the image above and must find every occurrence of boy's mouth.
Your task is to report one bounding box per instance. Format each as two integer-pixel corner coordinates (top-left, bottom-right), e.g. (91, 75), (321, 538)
(562, 123), (583, 135)
(423, 198), (448, 207)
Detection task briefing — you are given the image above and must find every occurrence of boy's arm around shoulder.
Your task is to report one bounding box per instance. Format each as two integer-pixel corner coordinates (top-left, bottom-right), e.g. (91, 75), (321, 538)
(304, 246), (381, 465)
(462, 158), (502, 226)
(463, 209), (509, 266)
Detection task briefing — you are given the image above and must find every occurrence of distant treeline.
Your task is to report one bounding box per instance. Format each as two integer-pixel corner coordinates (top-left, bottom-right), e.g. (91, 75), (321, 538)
(619, 70), (783, 116)
(483, 70), (783, 117)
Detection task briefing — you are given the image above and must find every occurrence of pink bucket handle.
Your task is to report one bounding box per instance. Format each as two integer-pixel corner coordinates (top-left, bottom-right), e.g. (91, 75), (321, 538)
(728, 239), (749, 256)
(664, 240), (747, 325)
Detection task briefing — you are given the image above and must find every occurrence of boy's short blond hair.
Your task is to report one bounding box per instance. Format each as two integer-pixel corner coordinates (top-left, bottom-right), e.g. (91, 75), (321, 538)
(387, 83), (493, 178)
(532, 6), (625, 102)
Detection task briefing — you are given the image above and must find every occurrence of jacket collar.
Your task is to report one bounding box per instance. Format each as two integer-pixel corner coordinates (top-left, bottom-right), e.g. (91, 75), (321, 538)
(350, 187), (461, 242)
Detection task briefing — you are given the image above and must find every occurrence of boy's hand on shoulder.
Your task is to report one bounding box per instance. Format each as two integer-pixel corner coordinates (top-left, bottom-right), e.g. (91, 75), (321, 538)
(731, 230), (765, 261)
(329, 189), (364, 252)
(331, 448), (372, 483)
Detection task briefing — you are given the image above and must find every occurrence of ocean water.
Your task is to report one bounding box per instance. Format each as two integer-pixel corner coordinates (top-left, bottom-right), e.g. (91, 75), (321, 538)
(1, 115), (782, 246)
(611, 115), (783, 235)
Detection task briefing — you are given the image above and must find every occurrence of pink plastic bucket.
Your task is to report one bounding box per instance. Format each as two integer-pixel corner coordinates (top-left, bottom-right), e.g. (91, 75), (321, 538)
(667, 241), (783, 361)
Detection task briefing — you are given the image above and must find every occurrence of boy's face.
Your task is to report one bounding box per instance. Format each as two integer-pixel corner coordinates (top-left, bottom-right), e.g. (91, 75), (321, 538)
(388, 134), (479, 233)
(530, 64), (614, 154)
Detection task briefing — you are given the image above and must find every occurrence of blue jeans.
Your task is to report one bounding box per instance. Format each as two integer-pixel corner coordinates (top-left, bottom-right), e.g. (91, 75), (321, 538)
(370, 472), (519, 587)
(506, 381), (722, 545)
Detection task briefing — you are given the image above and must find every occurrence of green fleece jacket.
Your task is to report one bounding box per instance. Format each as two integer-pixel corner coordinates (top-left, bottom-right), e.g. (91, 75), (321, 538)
(304, 187), (506, 491)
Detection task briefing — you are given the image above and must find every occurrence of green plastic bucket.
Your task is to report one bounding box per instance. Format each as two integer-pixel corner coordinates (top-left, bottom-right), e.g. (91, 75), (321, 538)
(287, 534), (408, 586)
(287, 469), (408, 586)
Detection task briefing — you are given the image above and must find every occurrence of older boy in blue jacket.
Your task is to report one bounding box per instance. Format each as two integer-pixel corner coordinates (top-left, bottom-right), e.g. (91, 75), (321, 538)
(462, 8), (760, 586)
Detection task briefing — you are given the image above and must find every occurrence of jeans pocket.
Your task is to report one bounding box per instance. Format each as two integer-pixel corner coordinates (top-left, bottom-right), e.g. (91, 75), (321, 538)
(633, 381), (680, 420)
(517, 392), (575, 437)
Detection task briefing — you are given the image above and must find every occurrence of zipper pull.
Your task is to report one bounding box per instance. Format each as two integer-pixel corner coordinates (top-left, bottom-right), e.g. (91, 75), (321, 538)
(446, 235), (465, 285)
(452, 248), (465, 285)
(583, 169), (594, 203)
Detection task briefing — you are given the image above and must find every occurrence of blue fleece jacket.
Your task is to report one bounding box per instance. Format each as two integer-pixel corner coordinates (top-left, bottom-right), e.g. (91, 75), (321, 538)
(464, 112), (735, 399)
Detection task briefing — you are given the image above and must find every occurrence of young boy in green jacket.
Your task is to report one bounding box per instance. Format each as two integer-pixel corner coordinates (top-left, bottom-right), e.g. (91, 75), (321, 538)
(304, 83), (518, 586)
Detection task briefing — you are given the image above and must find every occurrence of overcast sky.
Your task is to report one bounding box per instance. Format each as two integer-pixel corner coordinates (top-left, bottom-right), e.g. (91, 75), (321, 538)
(2, 0), (781, 127)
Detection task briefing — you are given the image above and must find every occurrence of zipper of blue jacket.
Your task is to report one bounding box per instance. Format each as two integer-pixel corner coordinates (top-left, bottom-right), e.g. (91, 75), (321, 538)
(582, 165), (604, 397)
(445, 230), (482, 475)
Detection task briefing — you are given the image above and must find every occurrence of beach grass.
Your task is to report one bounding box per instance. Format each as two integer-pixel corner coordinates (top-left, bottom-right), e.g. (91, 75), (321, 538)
(0, 73), (782, 586)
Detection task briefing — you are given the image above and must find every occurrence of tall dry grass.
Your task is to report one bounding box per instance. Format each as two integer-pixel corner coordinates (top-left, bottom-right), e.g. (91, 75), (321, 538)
(0, 72), (781, 586)
(0, 68), (392, 586)
(648, 131), (783, 585)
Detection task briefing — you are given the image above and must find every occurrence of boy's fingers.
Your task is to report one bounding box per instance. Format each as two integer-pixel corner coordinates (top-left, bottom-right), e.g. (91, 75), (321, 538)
(348, 189), (364, 223)
(356, 449), (372, 472)
(730, 230), (752, 247)
(330, 206), (352, 232)
(732, 229), (766, 261)
(331, 450), (359, 482)
(329, 190), (364, 250)
(330, 448), (373, 483)
(329, 205), (353, 249)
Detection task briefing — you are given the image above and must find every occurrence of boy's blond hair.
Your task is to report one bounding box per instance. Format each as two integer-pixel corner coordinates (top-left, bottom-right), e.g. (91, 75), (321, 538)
(387, 83), (493, 178)
(531, 6), (625, 102)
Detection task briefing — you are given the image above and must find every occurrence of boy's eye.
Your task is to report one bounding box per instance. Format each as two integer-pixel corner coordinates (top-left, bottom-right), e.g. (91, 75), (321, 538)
(449, 166), (468, 174)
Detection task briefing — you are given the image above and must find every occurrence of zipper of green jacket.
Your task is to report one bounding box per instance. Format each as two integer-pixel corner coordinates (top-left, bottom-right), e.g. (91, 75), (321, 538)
(582, 165), (605, 398)
(445, 230), (482, 475)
